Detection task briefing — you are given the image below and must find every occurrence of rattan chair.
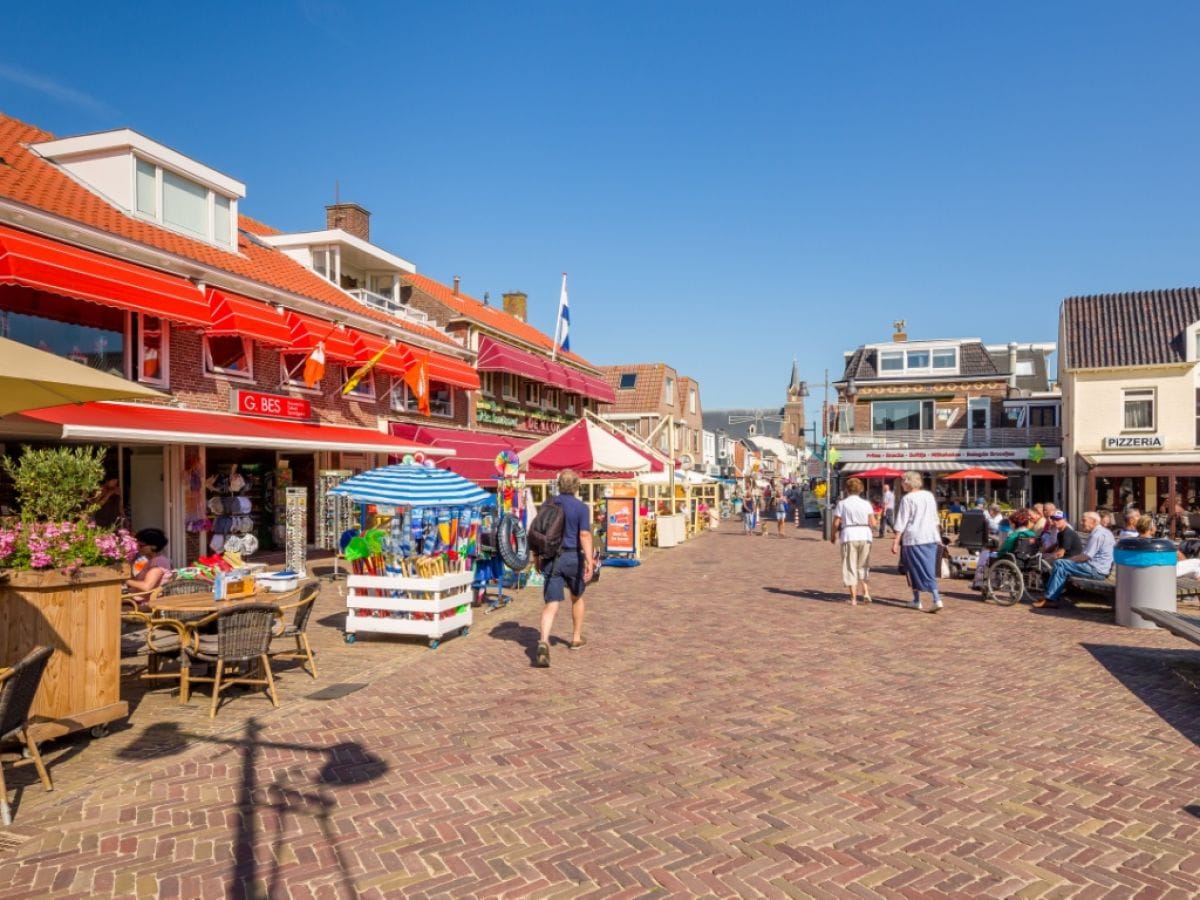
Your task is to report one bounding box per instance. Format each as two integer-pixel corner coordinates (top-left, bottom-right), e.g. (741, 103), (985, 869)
(181, 603), (281, 718)
(269, 581), (320, 679)
(0, 646), (54, 825)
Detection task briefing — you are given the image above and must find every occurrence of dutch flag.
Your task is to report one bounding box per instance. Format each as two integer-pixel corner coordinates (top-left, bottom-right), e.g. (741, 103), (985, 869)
(554, 273), (570, 358)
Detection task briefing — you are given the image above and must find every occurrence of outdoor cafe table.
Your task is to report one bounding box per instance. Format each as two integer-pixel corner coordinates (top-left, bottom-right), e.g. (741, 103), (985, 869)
(148, 591), (271, 616)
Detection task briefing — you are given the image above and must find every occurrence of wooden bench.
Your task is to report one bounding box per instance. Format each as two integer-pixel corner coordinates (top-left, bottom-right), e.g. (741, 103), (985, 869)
(1130, 606), (1200, 644)
(1066, 575), (1200, 601)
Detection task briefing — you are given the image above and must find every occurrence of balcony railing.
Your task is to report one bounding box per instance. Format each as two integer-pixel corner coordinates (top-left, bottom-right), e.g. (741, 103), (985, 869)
(831, 426), (1061, 450)
(347, 288), (433, 326)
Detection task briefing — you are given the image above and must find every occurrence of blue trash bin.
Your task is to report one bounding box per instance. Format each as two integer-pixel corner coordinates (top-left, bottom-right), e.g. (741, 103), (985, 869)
(1114, 537), (1177, 629)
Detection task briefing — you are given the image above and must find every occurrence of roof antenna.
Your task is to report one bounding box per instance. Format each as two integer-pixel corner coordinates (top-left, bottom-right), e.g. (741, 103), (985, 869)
(483, 291), (490, 306)
(334, 179), (340, 205)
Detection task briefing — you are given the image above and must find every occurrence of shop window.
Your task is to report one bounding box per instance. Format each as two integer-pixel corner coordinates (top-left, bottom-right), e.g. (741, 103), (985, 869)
(203, 335), (253, 379)
(1123, 388), (1155, 431)
(524, 382), (540, 405)
(395, 380), (453, 417)
(619, 372), (637, 390)
(341, 366), (376, 401)
(1, 306), (127, 376)
(872, 399), (933, 432)
(136, 314), (168, 386)
(501, 373), (516, 399)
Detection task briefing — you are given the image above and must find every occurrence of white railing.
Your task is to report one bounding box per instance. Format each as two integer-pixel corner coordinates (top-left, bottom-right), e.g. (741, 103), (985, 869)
(348, 288), (432, 326)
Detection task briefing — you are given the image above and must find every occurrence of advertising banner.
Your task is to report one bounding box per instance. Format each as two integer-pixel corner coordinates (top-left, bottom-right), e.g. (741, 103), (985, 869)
(605, 496), (637, 555)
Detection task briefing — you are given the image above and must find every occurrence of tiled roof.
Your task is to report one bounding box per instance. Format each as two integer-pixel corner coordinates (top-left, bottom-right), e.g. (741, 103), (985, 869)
(399, 270), (599, 371)
(600, 363), (670, 414)
(1062, 289), (1200, 370)
(840, 341), (1001, 381)
(0, 113), (456, 348)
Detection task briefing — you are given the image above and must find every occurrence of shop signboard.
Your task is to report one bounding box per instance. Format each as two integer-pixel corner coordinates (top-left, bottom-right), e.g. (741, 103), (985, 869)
(1102, 435), (1165, 449)
(604, 496), (637, 555)
(234, 390), (312, 421)
(836, 447), (1059, 462)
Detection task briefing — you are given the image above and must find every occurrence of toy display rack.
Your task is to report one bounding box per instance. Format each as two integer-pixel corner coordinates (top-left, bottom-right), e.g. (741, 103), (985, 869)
(344, 570), (474, 649)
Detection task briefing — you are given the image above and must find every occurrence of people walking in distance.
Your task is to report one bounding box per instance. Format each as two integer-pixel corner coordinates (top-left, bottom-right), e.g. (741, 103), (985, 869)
(891, 470), (944, 612)
(534, 469), (595, 668)
(832, 477), (877, 605)
(773, 492), (789, 537)
(879, 483), (896, 537)
(743, 493), (757, 536)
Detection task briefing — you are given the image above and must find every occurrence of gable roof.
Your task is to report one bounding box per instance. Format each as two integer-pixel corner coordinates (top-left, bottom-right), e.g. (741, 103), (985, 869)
(840, 341), (1002, 381)
(399, 270), (599, 371)
(1062, 289), (1200, 370)
(0, 113), (456, 348)
(600, 363), (673, 413)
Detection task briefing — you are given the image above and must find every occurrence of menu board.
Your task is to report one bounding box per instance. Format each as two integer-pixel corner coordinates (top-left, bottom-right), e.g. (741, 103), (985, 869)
(605, 497), (637, 555)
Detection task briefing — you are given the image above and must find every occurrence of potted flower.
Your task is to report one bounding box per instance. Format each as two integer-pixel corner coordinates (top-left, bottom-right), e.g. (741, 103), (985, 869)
(0, 446), (135, 739)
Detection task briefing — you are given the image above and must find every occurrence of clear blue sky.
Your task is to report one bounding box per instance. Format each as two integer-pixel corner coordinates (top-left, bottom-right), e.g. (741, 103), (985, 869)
(4, 1), (1200, 410)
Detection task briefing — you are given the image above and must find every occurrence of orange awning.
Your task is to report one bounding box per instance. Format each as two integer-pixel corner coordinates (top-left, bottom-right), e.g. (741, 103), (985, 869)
(0, 224), (210, 327)
(351, 331), (410, 376)
(206, 288), (291, 346)
(423, 351), (481, 390)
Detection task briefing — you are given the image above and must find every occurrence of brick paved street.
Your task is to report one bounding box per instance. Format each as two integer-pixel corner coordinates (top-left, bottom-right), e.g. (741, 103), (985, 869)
(4, 522), (1200, 897)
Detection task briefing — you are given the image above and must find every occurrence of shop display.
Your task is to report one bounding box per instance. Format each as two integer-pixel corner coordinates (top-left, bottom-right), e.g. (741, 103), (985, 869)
(284, 487), (307, 578)
(205, 463), (255, 553)
(316, 469), (355, 550)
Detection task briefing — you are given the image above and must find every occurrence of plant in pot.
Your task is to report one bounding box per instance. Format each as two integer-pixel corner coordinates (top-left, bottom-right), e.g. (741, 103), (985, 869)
(0, 445), (139, 576)
(0, 445), (137, 739)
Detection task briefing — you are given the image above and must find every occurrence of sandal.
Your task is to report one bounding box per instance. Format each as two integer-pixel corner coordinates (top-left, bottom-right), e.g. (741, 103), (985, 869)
(1032, 598), (1059, 609)
(569, 637), (587, 650)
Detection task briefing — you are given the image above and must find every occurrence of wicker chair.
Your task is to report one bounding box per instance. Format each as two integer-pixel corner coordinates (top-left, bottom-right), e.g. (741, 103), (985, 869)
(269, 581), (320, 679)
(127, 579), (214, 685)
(0, 646), (54, 825)
(181, 603), (281, 718)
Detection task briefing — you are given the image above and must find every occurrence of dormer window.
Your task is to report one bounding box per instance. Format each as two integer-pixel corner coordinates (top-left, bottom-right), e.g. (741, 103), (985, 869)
(877, 346), (957, 375)
(133, 156), (236, 247)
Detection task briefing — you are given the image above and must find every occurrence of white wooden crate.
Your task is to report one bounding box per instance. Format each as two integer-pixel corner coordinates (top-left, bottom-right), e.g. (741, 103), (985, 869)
(345, 571), (474, 647)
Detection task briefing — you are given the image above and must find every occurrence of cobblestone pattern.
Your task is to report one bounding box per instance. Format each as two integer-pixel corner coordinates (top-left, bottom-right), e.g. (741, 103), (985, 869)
(2, 526), (1200, 897)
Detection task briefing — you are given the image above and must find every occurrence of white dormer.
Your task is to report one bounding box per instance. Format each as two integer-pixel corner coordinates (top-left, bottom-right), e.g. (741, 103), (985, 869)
(1188, 319), (1200, 364)
(31, 129), (244, 250)
(871, 340), (962, 376)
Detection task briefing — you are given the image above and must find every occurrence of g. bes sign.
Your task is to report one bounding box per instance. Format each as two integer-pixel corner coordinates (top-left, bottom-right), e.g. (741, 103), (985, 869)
(234, 390), (311, 421)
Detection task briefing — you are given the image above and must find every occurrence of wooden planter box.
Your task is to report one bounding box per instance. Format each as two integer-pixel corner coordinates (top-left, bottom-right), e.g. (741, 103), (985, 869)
(0, 565), (129, 740)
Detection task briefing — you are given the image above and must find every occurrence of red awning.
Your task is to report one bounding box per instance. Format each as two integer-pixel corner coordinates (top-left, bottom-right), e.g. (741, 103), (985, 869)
(390, 422), (532, 484)
(206, 288), (292, 345)
(477, 336), (550, 381)
(476, 336), (612, 401)
(0, 224), (210, 327)
(423, 352), (481, 391)
(351, 332), (409, 376)
(23, 402), (449, 456)
(285, 312), (359, 362)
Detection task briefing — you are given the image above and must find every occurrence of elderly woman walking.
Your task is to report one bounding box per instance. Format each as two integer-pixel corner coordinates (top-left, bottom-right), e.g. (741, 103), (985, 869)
(890, 470), (944, 612)
(831, 476), (877, 605)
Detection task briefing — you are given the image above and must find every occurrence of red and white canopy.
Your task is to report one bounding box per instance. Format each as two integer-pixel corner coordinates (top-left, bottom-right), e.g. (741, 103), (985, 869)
(522, 419), (654, 475)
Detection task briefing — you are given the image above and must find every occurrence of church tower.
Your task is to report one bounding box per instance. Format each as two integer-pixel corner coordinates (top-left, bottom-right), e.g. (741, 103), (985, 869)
(782, 359), (807, 449)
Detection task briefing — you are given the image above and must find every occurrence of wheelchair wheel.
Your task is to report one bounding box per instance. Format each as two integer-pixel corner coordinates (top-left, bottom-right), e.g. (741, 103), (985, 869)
(987, 559), (1024, 606)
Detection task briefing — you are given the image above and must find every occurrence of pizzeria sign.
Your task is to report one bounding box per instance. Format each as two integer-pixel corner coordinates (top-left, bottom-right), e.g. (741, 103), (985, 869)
(1103, 435), (1164, 449)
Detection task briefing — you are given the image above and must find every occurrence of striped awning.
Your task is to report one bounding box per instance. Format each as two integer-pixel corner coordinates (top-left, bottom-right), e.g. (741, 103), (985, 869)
(841, 461), (1026, 473)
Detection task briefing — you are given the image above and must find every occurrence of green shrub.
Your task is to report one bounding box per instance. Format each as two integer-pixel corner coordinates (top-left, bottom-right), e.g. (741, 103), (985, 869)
(2, 445), (106, 522)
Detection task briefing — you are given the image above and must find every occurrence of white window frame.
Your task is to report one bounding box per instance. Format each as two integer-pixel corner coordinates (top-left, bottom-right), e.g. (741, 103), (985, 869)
(688, 388), (696, 414)
(393, 379), (454, 418)
(543, 387), (558, 409)
(931, 348), (957, 370)
(879, 351), (904, 372)
(501, 373), (517, 400)
(665, 377), (675, 405)
(479, 372), (495, 397)
(130, 154), (237, 248)
(564, 393), (578, 415)
(871, 398), (934, 433)
(202, 335), (253, 381)
(279, 353), (321, 393)
(136, 314), (169, 388)
(524, 381), (540, 405)
(1122, 388), (1156, 432)
(341, 365), (377, 402)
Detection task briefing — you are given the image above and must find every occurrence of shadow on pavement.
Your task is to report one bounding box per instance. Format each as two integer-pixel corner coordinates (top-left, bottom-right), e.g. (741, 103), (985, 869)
(763, 586), (849, 604)
(486, 620), (573, 665)
(117, 718), (387, 899)
(1082, 642), (1200, 747)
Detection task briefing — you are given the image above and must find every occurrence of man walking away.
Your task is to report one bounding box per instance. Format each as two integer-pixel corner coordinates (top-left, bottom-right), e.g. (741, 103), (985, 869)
(880, 483), (896, 537)
(535, 469), (595, 667)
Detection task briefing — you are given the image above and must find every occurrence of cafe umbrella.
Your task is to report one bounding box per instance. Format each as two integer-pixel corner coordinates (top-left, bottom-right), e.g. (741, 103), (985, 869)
(0, 336), (165, 416)
(941, 465), (1008, 504)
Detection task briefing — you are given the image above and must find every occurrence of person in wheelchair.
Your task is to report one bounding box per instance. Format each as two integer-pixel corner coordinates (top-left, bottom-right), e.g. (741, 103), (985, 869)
(972, 509), (1038, 590)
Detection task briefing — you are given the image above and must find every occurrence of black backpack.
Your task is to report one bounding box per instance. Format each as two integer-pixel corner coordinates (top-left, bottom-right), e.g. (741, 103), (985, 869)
(528, 497), (566, 560)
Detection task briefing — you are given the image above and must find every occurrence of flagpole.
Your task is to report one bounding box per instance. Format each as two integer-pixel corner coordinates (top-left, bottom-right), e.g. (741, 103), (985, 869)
(284, 320), (342, 382)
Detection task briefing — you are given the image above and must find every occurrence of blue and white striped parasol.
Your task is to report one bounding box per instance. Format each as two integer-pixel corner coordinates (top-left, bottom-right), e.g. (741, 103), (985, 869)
(328, 463), (491, 507)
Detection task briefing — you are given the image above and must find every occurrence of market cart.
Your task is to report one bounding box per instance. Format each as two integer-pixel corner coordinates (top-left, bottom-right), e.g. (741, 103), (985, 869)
(345, 569), (474, 648)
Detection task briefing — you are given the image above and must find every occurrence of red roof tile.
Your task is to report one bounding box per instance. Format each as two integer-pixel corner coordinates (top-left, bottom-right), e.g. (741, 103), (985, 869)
(0, 113), (457, 349)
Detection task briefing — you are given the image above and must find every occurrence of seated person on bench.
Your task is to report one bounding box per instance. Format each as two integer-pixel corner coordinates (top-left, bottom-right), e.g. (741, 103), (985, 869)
(972, 509), (1035, 590)
(1178, 538), (1200, 579)
(1035, 511), (1115, 608)
(1043, 511), (1083, 562)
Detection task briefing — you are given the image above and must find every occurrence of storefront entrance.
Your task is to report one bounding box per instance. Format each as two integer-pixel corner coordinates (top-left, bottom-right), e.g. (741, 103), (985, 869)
(1089, 466), (1200, 535)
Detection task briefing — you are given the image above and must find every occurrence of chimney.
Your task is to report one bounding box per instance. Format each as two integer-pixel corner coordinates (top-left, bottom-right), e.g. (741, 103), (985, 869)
(892, 319), (907, 342)
(325, 202), (371, 242)
(1007, 341), (1019, 389)
(453, 276), (460, 296)
(502, 291), (528, 322)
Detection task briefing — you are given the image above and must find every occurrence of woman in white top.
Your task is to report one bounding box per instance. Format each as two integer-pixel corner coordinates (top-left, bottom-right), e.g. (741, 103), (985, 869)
(890, 470), (944, 612)
(831, 477), (878, 606)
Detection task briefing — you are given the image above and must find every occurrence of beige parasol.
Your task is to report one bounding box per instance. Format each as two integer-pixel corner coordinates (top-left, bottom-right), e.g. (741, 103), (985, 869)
(0, 336), (166, 416)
